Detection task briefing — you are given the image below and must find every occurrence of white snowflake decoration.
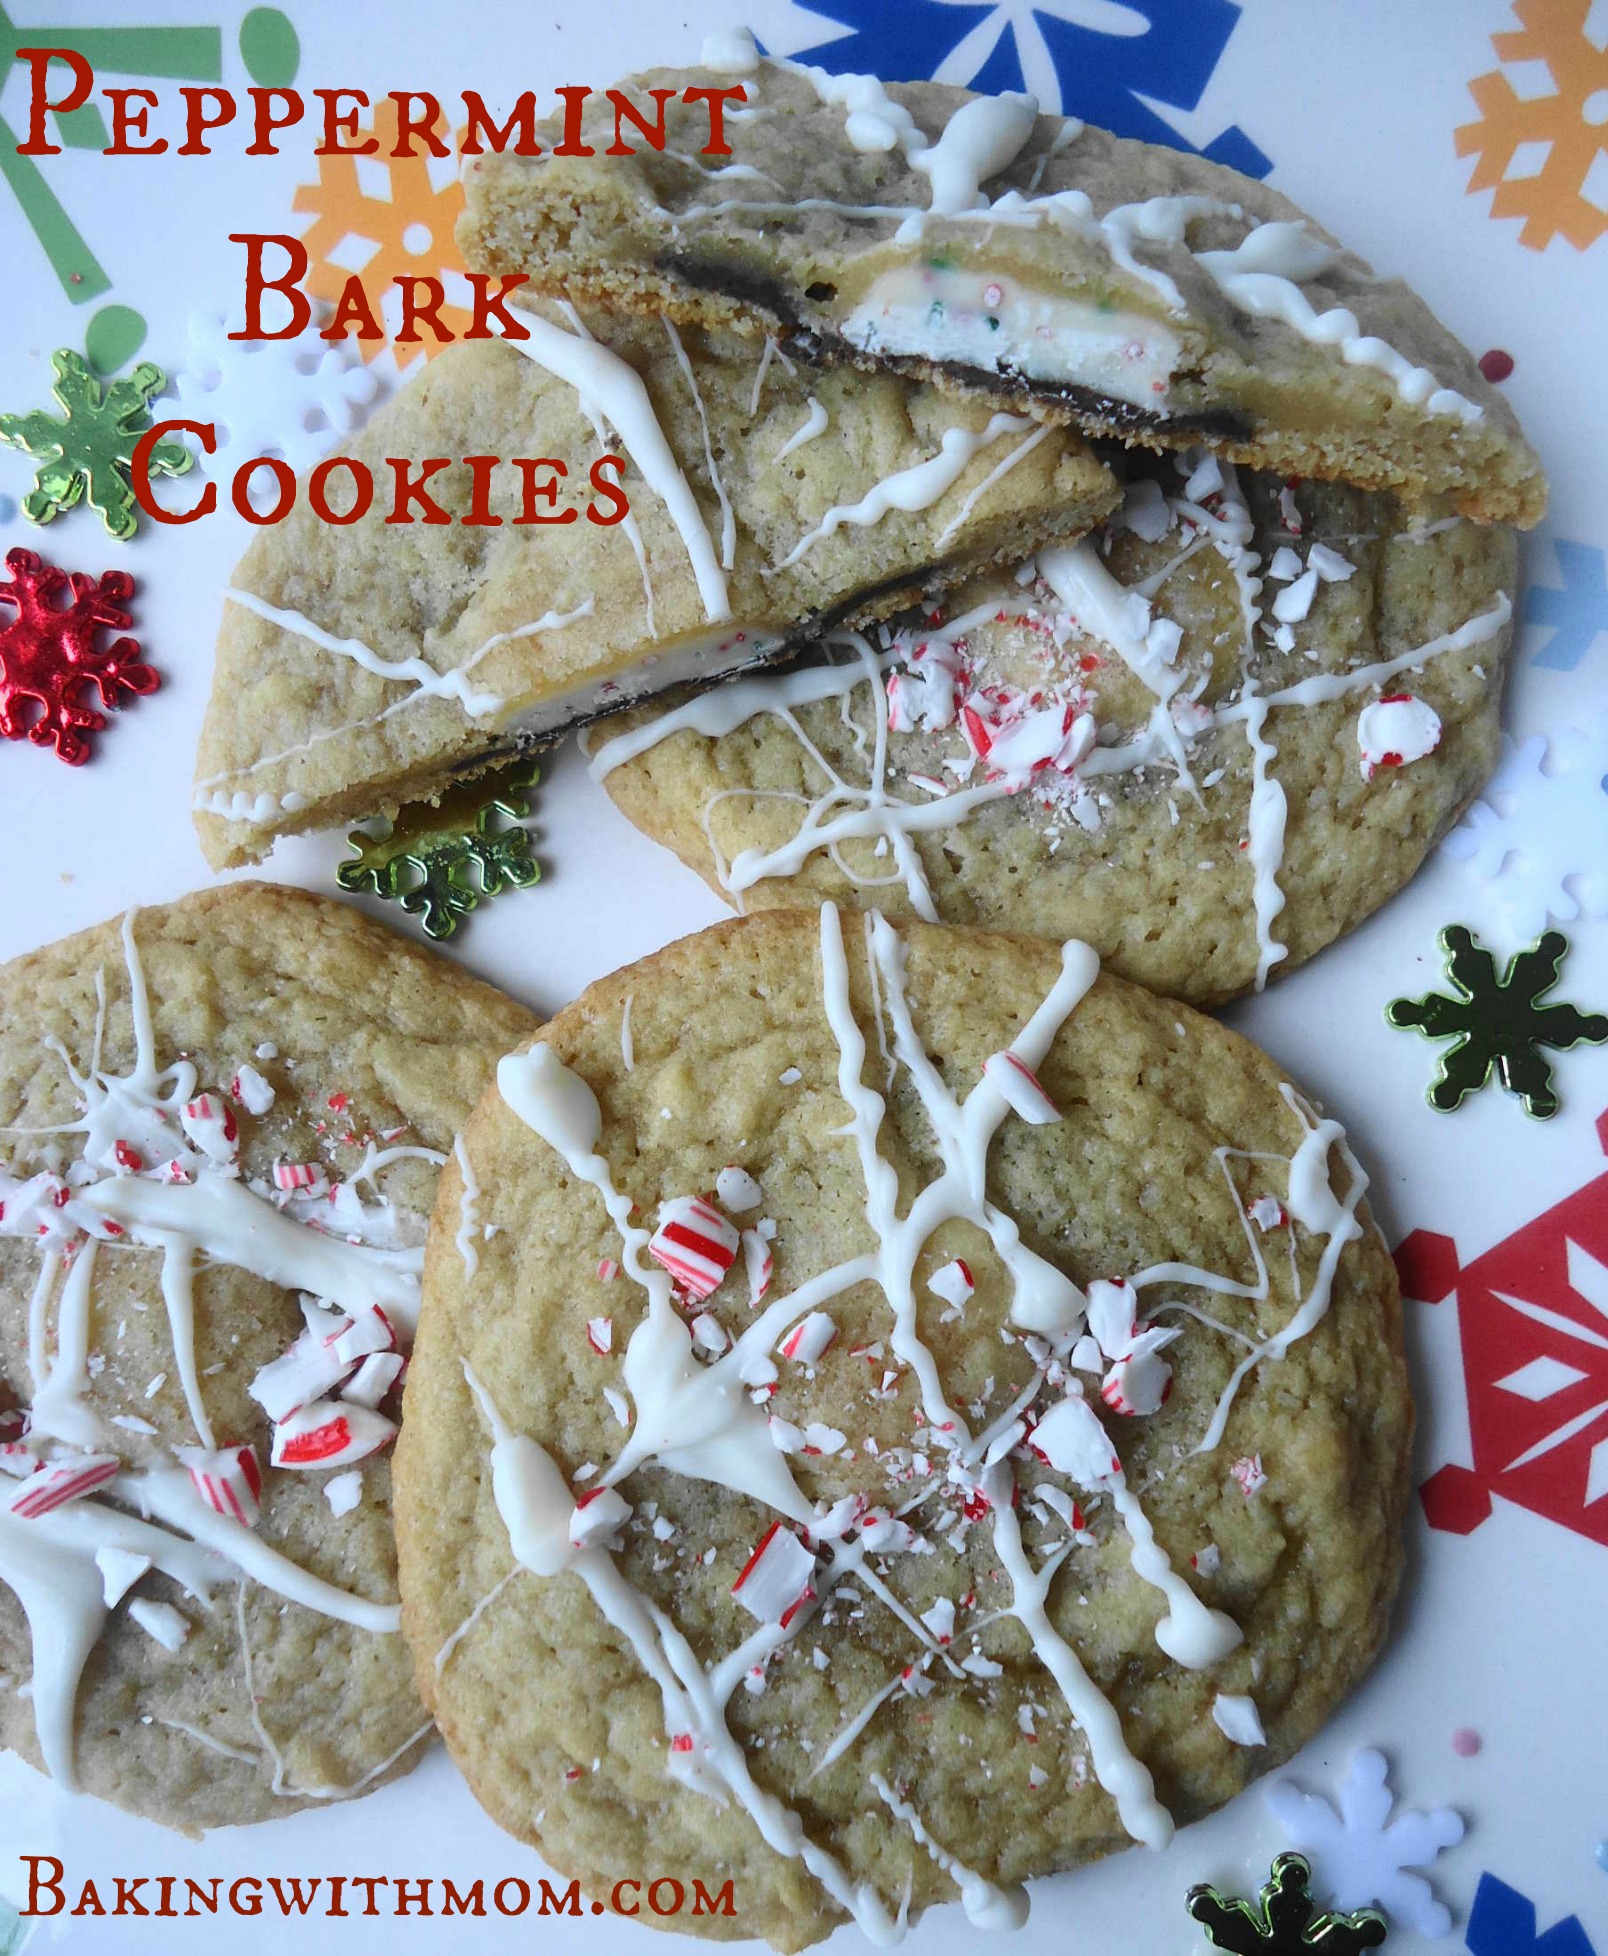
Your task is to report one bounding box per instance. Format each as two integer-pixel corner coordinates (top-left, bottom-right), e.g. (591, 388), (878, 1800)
(1442, 717), (1608, 938)
(1263, 1747), (1464, 1937)
(175, 312), (382, 482)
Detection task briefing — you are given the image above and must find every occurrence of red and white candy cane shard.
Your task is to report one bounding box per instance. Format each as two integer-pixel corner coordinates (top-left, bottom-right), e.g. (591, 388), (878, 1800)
(1100, 1343), (1174, 1417)
(112, 1140), (144, 1173)
(342, 1350), (404, 1409)
(179, 1093), (238, 1163)
(586, 1316), (613, 1355)
(778, 1312), (836, 1364)
(0, 1442), (39, 1479)
(1357, 693), (1442, 780)
(927, 1259), (974, 1309)
(1231, 1454), (1267, 1497)
(1085, 1277), (1139, 1357)
(1247, 1195), (1288, 1231)
(982, 1050), (1062, 1125)
(648, 1196), (739, 1300)
(596, 1258), (619, 1282)
(1030, 1393), (1122, 1485)
(732, 1521), (817, 1628)
(331, 1303), (397, 1365)
(248, 1330), (356, 1423)
(10, 1452), (121, 1518)
(920, 1596), (956, 1645)
(271, 1400), (396, 1470)
(569, 1484), (631, 1549)
(742, 1229), (773, 1307)
(230, 1064), (275, 1115)
(714, 1165), (762, 1214)
(690, 1311), (731, 1355)
(176, 1443), (263, 1526)
(272, 1161), (326, 1194)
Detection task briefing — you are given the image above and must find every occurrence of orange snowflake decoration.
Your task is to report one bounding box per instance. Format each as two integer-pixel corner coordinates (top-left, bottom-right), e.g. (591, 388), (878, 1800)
(1455, 0), (1608, 251)
(292, 99), (472, 362)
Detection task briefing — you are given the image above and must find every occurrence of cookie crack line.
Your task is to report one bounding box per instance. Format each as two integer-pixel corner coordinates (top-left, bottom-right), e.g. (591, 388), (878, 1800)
(467, 903), (1370, 1939)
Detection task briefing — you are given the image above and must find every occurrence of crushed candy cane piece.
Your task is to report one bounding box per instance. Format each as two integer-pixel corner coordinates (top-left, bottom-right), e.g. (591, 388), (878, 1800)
(272, 1399), (395, 1469)
(768, 1415), (804, 1453)
(982, 1050), (1061, 1125)
(1266, 544), (1303, 581)
(1231, 1453), (1267, 1497)
(596, 1257), (619, 1282)
(1184, 455), (1223, 503)
(603, 1386), (631, 1427)
(920, 1596), (956, 1644)
(342, 1351), (404, 1408)
(179, 1094), (238, 1163)
(569, 1485), (631, 1549)
(129, 1599), (189, 1651)
(732, 1521), (817, 1627)
(331, 1303), (396, 1365)
(586, 1316), (613, 1355)
(1070, 1334), (1102, 1374)
(95, 1545), (151, 1606)
(1085, 1277), (1138, 1357)
(176, 1443), (262, 1525)
(715, 1165), (762, 1213)
(1031, 1394), (1121, 1484)
(1034, 1483), (1087, 1533)
(272, 1161), (326, 1195)
(1118, 476), (1171, 541)
(690, 1310), (731, 1355)
(649, 1195), (739, 1299)
(927, 1259), (974, 1309)
(1212, 1692), (1266, 1746)
(324, 1470), (363, 1516)
(1272, 567), (1318, 623)
(742, 1228), (774, 1305)
(1247, 1195), (1287, 1231)
(1100, 1326), (1180, 1417)
(802, 1422), (846, 1455)
(1307, 542), (1356, 582)
(0, 1442), (38, 1478)
(1192, 1543), (1222, 1577)
(10, 1452), (120, 1517)
(1357, 693), (1442, 780)
(779, 1312), (836, 1364)
(230, 1064), (275, 1115)
(248, 1330), (354, 1422)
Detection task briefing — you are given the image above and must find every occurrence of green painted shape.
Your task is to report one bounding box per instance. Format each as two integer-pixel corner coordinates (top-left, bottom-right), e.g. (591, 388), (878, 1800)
(0, 12), (222, 81)
(239, 7), (298, 86)
(0, 108), (109, 301)
(0, 348), (191, 540)
(85, 304), (147, 375)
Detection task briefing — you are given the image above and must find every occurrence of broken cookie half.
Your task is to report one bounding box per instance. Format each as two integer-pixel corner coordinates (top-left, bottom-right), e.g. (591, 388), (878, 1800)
(193, 307), (1116, 870)
(458, 43), (1544, 529)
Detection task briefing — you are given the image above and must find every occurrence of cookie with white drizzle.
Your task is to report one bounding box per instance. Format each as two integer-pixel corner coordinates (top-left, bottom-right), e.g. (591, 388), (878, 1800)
(396, 907), (1407, 1950)
(0, 885), (537, 1831)
(194, 303), (1117, 872)
(588, 453), (1515, 1006)
(458, 34), (1543, 528)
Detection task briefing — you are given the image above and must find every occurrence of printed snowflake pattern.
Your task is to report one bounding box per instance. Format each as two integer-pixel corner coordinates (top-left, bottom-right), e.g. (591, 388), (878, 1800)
(1264, 1749), (1464, 1937)
(783, 0), (1270, 175)
(1524, 536), (1608, 671)
(1400, 1109), (1608, 1549)
(1466, 1873), (1599, 1956)
(1442, 721), (1608, 937)
(0, 350), (191, 540)
(174, 313), (381, 482)
(1186, 1853), (1386, 1955)
(1454, 0), (1608, 251)
(0, 548), (155, 764)
(291, 98), (471, 365)
(1386, 926), (1608, 1120)
(336, 759), (541, 939)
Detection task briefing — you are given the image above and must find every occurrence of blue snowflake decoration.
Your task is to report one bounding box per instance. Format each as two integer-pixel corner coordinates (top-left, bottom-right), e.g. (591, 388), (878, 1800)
(786, 0), (1270, 176)
(1525, 536), (1608, 672)
(1465, 1874), (1598, 1956)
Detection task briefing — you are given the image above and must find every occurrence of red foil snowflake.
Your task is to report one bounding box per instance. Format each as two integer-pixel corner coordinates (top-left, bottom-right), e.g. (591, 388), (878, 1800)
(0, 547), (156, 764)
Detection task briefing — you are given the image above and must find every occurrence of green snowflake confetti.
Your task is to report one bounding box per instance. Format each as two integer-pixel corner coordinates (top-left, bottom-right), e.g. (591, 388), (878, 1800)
(0, 350), (191, 539)
(337, 759), (542, 941)
(1387, 925), (1607, 1120)
(1187, 1853), (1387, 1955)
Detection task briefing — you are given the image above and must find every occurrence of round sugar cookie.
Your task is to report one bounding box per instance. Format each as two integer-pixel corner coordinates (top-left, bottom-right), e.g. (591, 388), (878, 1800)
(0, 884), (537, 1832)
(397, 907), (1409, 1950)
(590, 454), (1516, 1006)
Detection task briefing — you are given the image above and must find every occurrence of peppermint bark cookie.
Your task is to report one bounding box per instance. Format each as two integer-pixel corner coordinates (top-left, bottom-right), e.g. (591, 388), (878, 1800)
(0, 885), (536, 1831)
(459, 45), (1544, 529)
(194, 310), (1116, 870)
(396, 907), (1409, 1950)
(590, 455), (1516, 1007)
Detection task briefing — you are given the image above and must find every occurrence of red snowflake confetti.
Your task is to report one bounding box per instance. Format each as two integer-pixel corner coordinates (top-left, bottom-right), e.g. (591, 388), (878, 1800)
(0, 547), (155, 764)
(1478, 348), (1516, 382)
